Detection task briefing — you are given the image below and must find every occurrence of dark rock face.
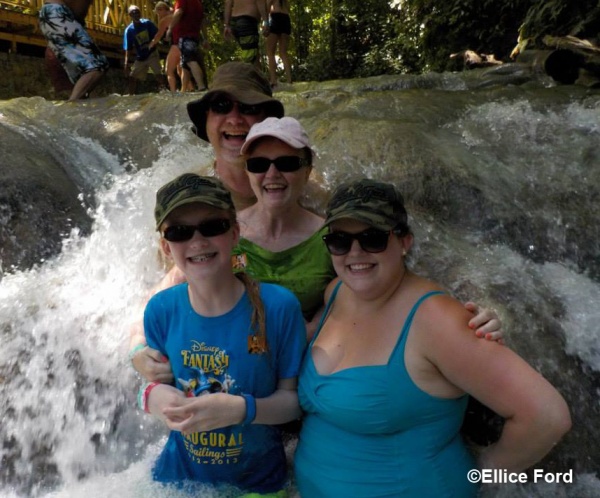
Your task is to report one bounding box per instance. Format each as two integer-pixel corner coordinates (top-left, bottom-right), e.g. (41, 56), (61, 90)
(1, 123), (92, 273)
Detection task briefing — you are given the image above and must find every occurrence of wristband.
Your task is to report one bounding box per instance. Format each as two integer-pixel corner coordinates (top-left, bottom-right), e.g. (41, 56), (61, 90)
(240, 393), (256, 425)
(138, 381), (160, 413)
(128, 343), (146, 363)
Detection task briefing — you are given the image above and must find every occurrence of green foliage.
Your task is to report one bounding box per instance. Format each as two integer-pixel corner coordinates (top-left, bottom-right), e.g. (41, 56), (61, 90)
(520, 0), (600, 46)
(196, 0), (597, 80)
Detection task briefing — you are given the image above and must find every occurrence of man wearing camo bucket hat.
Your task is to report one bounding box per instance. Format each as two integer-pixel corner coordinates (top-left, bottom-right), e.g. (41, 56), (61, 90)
(294, 178), (571, 498)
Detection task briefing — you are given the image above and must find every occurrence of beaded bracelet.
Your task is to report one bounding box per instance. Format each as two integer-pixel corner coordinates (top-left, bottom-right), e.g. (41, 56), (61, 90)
(128, 344), (146, 363)
(240, 393), (256, 426)
(138, 381), (160, 413)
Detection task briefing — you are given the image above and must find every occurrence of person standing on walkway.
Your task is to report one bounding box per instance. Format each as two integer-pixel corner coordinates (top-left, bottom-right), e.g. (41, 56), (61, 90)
(265, 0), (292, 86)
(167, 0), (209, 91)
(38, 0), (109, 100)
(123, 5), (167, 94)
(224, 0), (269, 69)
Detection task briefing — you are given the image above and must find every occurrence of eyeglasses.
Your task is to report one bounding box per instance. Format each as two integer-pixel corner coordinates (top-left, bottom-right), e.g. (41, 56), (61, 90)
(163, 219), (231, 242)
(208, 97), (263, 116)
(246, 156), (306, 174)
(322, 228), (396, 256)
(129, 9), (140, 14)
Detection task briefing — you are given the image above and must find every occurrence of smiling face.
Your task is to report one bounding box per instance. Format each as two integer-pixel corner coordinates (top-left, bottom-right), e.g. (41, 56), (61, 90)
(205, 97), (268, 163)
(160, 203), (239, 283)
(328, 218), (412, 299)
(245, 137), (311, 209)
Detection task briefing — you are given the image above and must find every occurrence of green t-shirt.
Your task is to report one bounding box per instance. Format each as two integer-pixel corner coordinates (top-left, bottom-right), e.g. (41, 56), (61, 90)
(232, 227), (335, 320)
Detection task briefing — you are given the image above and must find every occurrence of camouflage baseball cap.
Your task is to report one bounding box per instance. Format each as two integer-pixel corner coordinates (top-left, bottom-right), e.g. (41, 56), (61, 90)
(324, 179), (409, 232)
(155, 174), (234, 229)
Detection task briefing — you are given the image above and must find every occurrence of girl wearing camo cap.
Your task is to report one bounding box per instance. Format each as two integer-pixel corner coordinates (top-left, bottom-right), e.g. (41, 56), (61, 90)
(140, 173), (305, 496)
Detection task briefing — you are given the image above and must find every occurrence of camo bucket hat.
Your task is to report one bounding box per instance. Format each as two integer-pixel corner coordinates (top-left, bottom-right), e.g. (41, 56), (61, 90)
(155, 174), (234, 229)
(324, 178), (409, 232)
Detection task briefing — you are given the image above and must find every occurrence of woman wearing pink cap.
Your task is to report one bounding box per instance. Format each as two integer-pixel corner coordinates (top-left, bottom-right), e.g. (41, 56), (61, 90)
(236, 117), (334, 336)
(236, 117), (505, 339)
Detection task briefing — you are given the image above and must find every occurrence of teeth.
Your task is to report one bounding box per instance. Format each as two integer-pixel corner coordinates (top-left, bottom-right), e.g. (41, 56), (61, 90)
(264, 184), (286, 190)
(349, 263), (373, 271)
(189, 253), (215, 262)
(224, 132), (247, 138)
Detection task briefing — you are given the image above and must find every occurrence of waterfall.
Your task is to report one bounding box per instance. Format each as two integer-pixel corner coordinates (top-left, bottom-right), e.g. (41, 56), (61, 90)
(0, 66), (598, 497)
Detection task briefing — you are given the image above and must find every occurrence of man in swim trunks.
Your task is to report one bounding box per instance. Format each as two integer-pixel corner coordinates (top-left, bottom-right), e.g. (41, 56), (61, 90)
(38, 0), (109, 101)
(223, 0), (269, 68)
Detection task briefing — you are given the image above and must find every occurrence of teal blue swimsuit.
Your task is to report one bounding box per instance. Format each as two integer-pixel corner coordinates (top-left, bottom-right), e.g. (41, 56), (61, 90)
(295, 285), (478, 497)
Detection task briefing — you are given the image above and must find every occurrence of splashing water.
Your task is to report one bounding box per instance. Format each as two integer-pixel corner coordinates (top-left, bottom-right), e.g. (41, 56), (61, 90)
(0, 78), (599, 497)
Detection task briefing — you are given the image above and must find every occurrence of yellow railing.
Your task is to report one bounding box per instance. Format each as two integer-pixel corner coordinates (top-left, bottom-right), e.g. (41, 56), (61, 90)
(0, 0), (158, 35)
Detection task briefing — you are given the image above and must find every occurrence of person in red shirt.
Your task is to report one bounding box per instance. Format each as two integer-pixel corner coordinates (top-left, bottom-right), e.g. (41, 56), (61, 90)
(166, 0), (208, 91)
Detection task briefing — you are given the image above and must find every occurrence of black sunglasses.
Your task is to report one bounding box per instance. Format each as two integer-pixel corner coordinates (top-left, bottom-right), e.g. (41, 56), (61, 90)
(246, 156), (306, 174)
(322, 228), (395, 256)
(163, 219), (231, 242)
(208, 97), (263, 116)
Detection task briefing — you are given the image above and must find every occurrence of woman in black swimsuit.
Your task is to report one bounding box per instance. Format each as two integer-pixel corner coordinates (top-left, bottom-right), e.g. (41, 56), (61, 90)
(266, 0), (292, 86)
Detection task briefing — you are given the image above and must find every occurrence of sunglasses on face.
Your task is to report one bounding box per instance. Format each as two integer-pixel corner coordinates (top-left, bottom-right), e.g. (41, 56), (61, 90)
(208, 97), (263, 116)
(322, 228), (396, 256)
(246, 156), (306, 174)
(162, 219), (231, 242)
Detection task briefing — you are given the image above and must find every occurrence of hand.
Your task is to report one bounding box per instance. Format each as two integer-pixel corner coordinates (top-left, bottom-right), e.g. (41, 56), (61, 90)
(131, 346), (174, 383)
(162, 393), (246, 434)
(223, 26), (232, 41)
(465, 302), (504, 343)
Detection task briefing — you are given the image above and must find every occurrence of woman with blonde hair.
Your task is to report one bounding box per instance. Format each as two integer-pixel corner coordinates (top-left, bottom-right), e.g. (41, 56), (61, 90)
(150, 1), (193, 91)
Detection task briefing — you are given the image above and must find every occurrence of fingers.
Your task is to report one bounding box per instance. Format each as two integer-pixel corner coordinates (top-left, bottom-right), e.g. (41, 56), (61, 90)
(463, 301), (477, 313)
(474, 319), (505, 344)
(132, 347), (173, 383)
(146, 348), (169, 363)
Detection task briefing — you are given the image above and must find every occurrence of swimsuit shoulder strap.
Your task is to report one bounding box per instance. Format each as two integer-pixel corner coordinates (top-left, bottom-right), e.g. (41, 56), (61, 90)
(390, 290), (446, 360)
(309, 280), (342, 346)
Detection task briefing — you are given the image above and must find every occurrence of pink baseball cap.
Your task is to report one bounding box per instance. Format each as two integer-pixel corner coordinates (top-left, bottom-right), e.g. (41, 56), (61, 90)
(240, 117), (312, 154)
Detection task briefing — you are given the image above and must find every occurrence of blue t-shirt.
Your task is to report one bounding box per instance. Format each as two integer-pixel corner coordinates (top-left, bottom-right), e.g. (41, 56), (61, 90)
(124, 19), (158, 60)
(144, 282), (306, 494)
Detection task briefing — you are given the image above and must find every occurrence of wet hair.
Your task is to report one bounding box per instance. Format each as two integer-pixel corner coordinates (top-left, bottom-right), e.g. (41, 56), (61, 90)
(235, 272), (268, 352)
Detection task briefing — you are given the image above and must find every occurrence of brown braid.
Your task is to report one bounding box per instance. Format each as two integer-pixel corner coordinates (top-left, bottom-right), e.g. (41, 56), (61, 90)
(235, 272), (268, 353)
